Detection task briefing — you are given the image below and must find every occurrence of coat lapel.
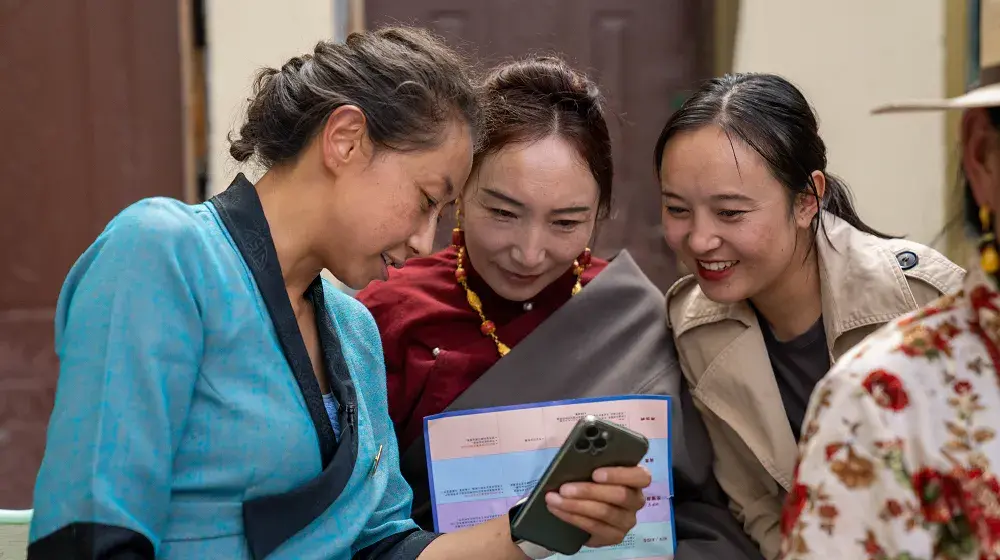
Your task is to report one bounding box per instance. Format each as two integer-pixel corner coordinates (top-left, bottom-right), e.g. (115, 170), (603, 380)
(690, 322), (798, 491)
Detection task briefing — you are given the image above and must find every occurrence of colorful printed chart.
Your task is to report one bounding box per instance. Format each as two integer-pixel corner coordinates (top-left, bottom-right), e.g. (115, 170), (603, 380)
(424, 395), (674, 559)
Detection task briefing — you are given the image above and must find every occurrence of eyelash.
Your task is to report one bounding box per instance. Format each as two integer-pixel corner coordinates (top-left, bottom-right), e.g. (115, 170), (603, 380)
(664, 206), (747, 220)
(489, 208), (582, 230)
(489, 208), (516, 219)
(422, 193), (438, 213)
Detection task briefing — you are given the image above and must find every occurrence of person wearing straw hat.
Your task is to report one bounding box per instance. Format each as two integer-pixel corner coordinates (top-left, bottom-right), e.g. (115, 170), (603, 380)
(780, 1), (1000, 558)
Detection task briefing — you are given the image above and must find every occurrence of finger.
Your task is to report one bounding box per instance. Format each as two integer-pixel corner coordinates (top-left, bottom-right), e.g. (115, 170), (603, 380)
(546, 493), (634, 533)
(546, 503), (624, 548)
(559, 481), (642, 511)
(592, 466), (652, 488)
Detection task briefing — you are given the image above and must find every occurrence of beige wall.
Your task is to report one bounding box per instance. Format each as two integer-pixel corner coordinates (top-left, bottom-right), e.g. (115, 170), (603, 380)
(205, 0), (337, 197)
(734, 0), (947, 246)
(206, 0), (345, 287)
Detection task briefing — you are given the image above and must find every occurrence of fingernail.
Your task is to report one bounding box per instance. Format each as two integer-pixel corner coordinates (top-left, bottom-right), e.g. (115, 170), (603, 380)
(593, 469), (608, 482)
(545, 492), (563, 506)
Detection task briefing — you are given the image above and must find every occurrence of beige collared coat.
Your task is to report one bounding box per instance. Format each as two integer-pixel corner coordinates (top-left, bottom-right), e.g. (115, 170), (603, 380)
(665, 213), (966, 560)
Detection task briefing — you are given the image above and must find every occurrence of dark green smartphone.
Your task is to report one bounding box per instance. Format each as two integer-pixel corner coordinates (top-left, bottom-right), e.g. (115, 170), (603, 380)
(509, 414), (650, 556)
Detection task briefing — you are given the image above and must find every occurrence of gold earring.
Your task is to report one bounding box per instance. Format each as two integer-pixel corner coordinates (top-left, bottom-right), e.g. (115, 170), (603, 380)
(451, 202), (464, 248)
(980, 205), (999, 274)
(571, 248), (592, 296)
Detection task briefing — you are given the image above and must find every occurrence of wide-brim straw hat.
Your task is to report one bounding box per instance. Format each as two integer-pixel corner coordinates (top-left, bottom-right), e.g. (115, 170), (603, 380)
(872, 0), (1000, 113)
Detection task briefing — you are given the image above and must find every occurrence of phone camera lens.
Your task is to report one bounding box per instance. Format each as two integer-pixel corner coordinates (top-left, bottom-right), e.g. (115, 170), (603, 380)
(584, 426), (600, 439)
(593, 437), (607, 450)
(575, 438), (591, 452)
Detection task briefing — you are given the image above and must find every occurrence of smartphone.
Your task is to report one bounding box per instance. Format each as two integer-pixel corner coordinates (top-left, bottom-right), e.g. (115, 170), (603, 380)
(509, 414), (650, 556)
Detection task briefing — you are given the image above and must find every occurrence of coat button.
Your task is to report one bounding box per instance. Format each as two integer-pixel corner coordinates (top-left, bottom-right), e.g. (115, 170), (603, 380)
(432, 347), (441, 357)
(895, 250), (918, 271)
(523, 302), (533, 311)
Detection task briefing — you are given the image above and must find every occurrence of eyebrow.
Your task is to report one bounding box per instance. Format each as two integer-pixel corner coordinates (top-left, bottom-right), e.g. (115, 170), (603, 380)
(661, 190), (755, 204)
(482, 187), (592, 215)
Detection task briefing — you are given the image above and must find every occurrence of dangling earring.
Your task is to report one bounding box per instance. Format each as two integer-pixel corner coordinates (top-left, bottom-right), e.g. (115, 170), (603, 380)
(571, 248), (592, 295)
(451, 202), (464, 248)
(980, 205), (999, 274)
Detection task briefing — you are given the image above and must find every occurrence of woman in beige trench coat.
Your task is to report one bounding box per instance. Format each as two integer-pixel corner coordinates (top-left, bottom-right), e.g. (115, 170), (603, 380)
(656, 72), (966, 560)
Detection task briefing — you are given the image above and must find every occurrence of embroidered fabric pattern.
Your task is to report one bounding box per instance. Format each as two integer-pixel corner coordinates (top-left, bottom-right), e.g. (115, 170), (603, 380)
(780, 271), (1000, 559)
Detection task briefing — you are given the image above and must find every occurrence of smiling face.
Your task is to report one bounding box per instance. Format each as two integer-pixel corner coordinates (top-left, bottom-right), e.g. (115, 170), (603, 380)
(659, 124), (819, 303)
(460, 135), (599, 302)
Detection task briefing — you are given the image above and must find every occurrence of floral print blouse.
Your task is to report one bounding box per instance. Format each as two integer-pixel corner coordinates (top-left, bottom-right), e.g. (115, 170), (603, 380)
(780, 266), (1000, 560)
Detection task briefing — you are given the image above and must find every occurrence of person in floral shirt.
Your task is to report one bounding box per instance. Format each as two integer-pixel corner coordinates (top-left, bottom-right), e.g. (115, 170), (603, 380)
(780, 5), (1000, 557)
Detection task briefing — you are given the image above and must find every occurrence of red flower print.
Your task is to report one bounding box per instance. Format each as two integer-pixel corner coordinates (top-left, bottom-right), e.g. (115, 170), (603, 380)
(860, 529), (885, 557)
(970, 284), (1000, 315)
(954, 380), (973, 395)
(862, 370), (910, 411)
(912, 468), (963, 524)
(912, 466), (1000, 553)
(883, 499), (904, 518)
(781, 483), (809, 537)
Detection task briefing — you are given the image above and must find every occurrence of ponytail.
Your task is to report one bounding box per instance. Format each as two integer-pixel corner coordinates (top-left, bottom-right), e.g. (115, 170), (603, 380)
(821, 173), (895, 239)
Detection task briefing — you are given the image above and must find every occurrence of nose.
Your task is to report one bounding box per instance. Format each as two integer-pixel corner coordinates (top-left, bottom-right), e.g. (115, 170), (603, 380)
(685, 216), (722, 255)
(406, 212), (438, 257)
(510, 227), (546, 270)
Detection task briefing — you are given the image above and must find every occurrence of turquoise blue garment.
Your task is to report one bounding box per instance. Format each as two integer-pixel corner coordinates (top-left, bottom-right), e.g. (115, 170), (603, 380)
(29, 191), (424, 559)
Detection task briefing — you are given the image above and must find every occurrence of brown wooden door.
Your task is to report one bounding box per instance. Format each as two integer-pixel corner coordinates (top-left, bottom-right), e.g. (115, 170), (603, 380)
(366, 0), (714, 290)
(0, 1), (187, 508)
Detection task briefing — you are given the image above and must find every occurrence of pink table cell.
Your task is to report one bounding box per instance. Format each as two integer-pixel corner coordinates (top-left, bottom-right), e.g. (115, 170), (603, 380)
(626, 401), (670, 439)
(494, 407), (548, 454)
(426, 413), (501, 461)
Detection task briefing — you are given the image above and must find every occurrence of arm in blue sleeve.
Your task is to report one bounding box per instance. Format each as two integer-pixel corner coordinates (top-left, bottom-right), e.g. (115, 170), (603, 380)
(28, 200), (205, 560)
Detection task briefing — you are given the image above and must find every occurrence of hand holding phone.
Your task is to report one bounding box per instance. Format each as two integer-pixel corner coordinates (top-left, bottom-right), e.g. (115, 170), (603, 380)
(509, 415), (651, 556)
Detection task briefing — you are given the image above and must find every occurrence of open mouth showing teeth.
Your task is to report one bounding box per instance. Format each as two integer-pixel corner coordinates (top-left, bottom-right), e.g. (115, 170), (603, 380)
(698, 260), (738, 271)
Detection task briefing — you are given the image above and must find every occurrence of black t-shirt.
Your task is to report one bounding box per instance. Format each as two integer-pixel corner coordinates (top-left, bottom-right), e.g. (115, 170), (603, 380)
(758, 314), (831, 440)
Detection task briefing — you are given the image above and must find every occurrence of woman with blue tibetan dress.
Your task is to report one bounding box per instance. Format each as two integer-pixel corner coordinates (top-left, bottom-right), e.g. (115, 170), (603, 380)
(27, 27), (650, 560)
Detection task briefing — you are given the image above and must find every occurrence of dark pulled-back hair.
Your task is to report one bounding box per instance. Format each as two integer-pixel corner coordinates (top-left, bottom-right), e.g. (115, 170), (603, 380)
(654, 72), (892, 241)
(229, 26), (480, 167)
(475, 55), (613, 219)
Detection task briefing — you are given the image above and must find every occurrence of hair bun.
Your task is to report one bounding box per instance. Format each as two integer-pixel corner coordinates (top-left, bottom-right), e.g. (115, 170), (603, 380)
(483, 55), (604, 123)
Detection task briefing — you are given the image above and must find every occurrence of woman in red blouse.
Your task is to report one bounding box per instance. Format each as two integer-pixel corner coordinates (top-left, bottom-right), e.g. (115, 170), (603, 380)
(357, 55), (763, 560)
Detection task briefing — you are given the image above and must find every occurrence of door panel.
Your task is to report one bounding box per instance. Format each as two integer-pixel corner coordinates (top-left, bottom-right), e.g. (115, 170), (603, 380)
(0, 0), (186, 507)
(367, 0), (713, 290)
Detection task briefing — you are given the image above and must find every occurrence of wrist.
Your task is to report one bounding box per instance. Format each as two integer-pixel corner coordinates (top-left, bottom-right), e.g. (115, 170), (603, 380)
(509, 498), (555, 559)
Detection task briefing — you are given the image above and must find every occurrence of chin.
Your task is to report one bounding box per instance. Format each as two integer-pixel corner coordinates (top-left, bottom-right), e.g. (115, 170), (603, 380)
(488, 278), (543, 303)
(696, 279), (749, 304)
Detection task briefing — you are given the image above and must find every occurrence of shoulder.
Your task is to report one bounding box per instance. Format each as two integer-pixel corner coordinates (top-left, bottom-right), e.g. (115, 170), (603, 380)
(72, 198), (212, 285)
(91, 197), (215, 272)
(879, 236), (966, 299)
(105, 197), (208, 242)
(811, 290), (966, 425)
